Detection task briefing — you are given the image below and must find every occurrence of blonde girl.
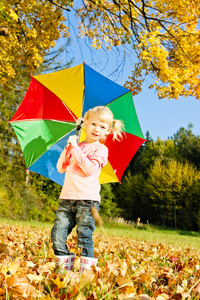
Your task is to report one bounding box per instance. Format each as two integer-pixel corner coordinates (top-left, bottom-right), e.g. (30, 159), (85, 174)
(51, 106), (123, 272)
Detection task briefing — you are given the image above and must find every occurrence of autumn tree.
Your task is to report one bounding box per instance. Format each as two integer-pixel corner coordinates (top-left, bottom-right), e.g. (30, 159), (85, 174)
(133, 138), (179, 176)
(99, 183), (122, 218)
(2, 0), (200, 100)
(173, 126), (200, 169)
(0, 0), (69, 85)
(146, 159), (200, 230)
(75, 0), (200, 100)
(114, 171), (149, 222)
(0, 44), (72, 222)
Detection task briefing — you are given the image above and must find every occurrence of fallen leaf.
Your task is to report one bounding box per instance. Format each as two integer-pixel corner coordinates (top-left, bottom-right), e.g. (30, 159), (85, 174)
(120, 260), (128, 276)
(27, 273), (44, 283)
(2, 259), (21, 275)
(6, 274), (37, 298)
(169, 293), (182, 299)
(0, 243), (12, 255)
(138, 295), (151, 300)
(74, 293), (86, 300)
(195, 282), (200, 293)
(156, 293), (170, 300)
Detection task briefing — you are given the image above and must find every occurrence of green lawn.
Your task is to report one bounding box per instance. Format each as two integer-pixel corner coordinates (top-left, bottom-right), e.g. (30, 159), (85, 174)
(96, 224), (200, 250)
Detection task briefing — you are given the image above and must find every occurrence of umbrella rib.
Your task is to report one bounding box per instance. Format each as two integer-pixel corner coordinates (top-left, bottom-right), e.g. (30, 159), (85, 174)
(49, 120), (77, 126)
(62, 100), (77, 122)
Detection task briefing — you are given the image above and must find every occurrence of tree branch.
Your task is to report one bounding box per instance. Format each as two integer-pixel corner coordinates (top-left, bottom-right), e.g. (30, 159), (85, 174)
(47, 0), (71, 11)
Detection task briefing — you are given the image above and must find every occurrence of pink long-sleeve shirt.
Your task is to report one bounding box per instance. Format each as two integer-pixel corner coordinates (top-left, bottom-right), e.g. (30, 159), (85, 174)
(57, 141), (108, 202)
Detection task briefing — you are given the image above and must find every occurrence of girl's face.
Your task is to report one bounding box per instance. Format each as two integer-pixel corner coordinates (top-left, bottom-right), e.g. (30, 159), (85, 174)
(84, 113), (111, 143)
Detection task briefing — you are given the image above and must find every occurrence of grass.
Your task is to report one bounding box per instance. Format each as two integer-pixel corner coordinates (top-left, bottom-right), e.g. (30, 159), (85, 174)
(0, 217), (199, 250)
(96, 220), (200, 250)
(0, 218), (52, 228)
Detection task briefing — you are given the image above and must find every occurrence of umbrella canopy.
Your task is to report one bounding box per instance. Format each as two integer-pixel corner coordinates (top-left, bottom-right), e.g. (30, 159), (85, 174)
(10, 63), (145, 185)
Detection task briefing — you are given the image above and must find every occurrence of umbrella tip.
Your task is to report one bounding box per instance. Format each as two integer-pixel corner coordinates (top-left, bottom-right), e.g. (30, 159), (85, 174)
(83, 61), (85, 64)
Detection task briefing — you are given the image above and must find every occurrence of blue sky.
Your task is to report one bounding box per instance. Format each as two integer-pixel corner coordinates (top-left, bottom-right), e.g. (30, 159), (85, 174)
(55, 19), (200, 141)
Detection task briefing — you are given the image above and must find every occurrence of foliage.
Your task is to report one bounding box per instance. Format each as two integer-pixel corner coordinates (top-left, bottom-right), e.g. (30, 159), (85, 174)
(114, 171), (146, 221)
(146, 159), (200, 230)
(2, 1), (200, 100)
(0, 43), (72, 223)
(100, 184), (122, 218)
(114, 131), (200, 231)
(0, 223), (199, 299)
(173, 125), (200, 169)
(135, 138), (179, 176)
(0, 77), (28, 197)
(0, 0), (69, 85)
(75, 0), (200, 100)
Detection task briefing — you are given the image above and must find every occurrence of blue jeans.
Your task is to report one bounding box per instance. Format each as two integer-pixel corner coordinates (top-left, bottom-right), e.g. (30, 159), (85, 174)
(51, 199), (99, 258)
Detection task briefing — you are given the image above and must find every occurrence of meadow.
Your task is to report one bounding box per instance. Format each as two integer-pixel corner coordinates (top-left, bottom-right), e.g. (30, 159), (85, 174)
(0, 219), (199, 299)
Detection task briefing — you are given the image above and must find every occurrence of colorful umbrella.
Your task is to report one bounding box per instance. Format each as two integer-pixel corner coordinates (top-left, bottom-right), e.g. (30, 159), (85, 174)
(9, 63), (145, 185)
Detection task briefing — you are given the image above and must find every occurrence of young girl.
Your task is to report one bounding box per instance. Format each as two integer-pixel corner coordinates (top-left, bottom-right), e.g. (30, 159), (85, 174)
(51, 106), (123, 272)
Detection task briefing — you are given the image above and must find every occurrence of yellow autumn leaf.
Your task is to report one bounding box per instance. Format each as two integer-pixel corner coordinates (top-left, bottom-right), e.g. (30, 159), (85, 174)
(2, 259), (21, 276)
(52, 275), (70, 288)
(9, 9), (18, 21)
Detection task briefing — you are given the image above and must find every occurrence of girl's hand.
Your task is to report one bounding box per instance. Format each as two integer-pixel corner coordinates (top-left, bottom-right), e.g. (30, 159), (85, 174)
(67, 135), (78, 147)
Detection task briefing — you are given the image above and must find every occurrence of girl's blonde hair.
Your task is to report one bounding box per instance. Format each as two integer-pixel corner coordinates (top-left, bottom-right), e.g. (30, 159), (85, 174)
(84, 106), (124, 141)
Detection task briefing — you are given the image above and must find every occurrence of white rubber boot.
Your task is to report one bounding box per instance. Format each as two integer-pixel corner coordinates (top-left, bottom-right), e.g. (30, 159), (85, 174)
(80, 256), (98, 274)
(55, 253), (76, 273)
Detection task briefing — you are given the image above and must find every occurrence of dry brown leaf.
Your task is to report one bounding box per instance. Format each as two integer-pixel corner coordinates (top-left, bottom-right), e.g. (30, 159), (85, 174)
(0, 243), (12, 255)
(0, 272), (5, 283)
(0, 287), (5, 296)
(105, 261), (119, 277)
(27, 273), (44, 283)
(79, 269), (96, 289)
(195, 282), (200, 293)
(181, 292), (191, 299)
(2, 259), (21, 275)
(6, 274), (37, 298)
(118, 292), (136, 299)
(168, 293), (182, 299)
(138, 294), (151, 300)
(156, 294), (170, 300)
(120, 260), (128, 276)
(39, 261), (56, 273)
(66, 286), (79, 299)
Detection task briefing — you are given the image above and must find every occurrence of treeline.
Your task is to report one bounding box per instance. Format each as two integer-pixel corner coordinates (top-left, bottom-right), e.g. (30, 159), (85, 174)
(113, 129), (200, 231)
(0, 65), (200, 231)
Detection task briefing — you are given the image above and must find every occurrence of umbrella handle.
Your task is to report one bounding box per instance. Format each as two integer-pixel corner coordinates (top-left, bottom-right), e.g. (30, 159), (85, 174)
(62, 144), (72, 169)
